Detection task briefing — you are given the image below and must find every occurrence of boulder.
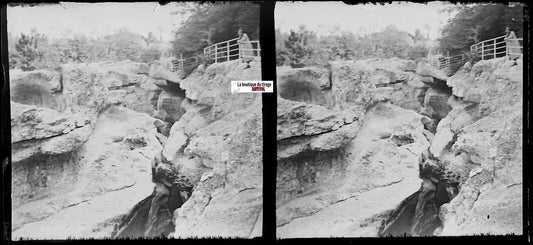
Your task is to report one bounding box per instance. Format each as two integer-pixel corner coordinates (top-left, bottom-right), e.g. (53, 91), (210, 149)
(421, 87), (452, 120)
(148, 62), (182, 84)
(439, 104), (522, 235)
(12, 105), (162, 239)
(178, 60), (260, 122)
(423, 57), (523, 236)
(10, 69), (65, 111)
(277, 98), (359, 141)
(156, 90), (186, 123)
(276, 103), (429, 237)
(416, 58), (449, 81)
(447, 57), (522, 117)
(10, 61), (167, 239)
(277, 66), (331, 107)
(11, 102), (92, 163)
(171, 97), (263, 238)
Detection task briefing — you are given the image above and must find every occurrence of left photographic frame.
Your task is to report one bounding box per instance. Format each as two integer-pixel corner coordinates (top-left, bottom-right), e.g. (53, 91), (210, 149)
(7, 2), (262, 240)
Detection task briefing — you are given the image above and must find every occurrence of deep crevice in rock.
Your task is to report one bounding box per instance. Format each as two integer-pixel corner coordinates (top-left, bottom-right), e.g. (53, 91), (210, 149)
(112, 182), (190, 238)
(110, 77), (192, 239)
(378, 149), (460, 237)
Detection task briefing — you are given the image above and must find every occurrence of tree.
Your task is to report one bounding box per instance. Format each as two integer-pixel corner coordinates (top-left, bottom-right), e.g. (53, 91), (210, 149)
(143, 32), (159, 47)
(370, 25), (413, 59)
(171, 2), (260, 58)
(438, 3), (524, 54)
(275, 29), (289, 66)
(14, 29), (47, 71)
(276, 24), (430, 67)
(102, 28), (145, 61)
(284, 26), (317, 68)
(8, 32), (22, 69)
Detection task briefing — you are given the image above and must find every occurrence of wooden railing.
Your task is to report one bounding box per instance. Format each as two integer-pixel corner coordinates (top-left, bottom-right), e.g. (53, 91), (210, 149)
(170, 56), (202, 73)
(470, 35), (523, 60)
(428, 52), (465, 73)
(203, 37), (261, 63)
(203, 37), (240, 63)
(162, 37), (261, 75)
(429, 35), (523, 73)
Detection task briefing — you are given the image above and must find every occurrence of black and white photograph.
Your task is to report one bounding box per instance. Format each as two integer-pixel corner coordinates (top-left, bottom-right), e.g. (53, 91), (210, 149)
(1, 0), (528, 243)
(275, 2), (523, 238)
(7, 2), (262, 239)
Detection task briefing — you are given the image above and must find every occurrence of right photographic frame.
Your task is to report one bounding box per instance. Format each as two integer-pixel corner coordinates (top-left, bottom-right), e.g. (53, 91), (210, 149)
(275, 2), (524, 238)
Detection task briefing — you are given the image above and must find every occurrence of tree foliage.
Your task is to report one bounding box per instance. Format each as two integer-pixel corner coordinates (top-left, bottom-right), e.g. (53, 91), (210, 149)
(171, 2), (260, 58)
(276, 25), (430, 68)
(9, 28), (165, 71)
(13, 29), (47, 70)
(283, 26), (317, 68)
(438, 3), (524, 54)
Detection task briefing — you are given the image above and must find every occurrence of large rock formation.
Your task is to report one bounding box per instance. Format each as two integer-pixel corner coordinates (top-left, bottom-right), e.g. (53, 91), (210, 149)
(277, 56), (522, 237)
(379, 57), (522, 236)
(434, 58), (523, 235)
(113, 59), (263, 238)
(277, 59), (429, 122)
(12, 58), (263, 239)
(276, 59), (432, 238)
(11, 61), (169, 239)
(168, 60), (263, 238)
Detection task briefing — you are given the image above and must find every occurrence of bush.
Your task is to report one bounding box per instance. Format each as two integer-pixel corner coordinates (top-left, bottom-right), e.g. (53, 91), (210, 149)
(277, 24), (432, 67)
(140, 46), (162, 64)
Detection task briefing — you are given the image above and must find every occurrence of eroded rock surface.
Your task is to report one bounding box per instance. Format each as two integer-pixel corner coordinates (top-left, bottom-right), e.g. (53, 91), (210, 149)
(277, 102), (428, 238)
(276, 57), (522, 238)
(276, 59), (432, 238)
(435, 58), (523, 235)
(11, 61), (166, 239)
(113, 59), (263, 238)
(380, 57), (523, 236)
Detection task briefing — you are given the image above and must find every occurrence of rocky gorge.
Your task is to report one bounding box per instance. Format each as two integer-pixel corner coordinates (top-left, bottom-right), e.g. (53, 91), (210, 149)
(10, 58), (263, 239)
(276, 57), (523, 237)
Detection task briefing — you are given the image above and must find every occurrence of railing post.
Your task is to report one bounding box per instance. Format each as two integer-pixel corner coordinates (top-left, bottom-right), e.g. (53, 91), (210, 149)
(446, 52), (450, 69)
(481, 42), (485, 60)
(214, 43), (218, 63)
(493, 39), (496, 59)
(180, 53), (183, 71)
(226, 42), (230, 62)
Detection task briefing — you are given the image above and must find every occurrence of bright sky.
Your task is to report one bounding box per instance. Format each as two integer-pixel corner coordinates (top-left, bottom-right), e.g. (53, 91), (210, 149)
(275, 1), (458, 39)
(7, 2), (185, 42)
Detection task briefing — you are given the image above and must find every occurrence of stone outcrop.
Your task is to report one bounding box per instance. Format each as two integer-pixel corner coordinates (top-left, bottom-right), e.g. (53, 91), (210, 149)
(113, 59), (263, 238)
(415, 58), (454, 123)
(155, 90), (186, 123)
(421, 87), (452, 120)
(276, 59), (433, 238)
(10, 69), (64, 111)
(167, 60), (262, 238)
(416, 58), (449, 82)
(277, 102), (429, 238)
(277, 66), (331, 107)
(379, 57), (523, 236)
(433, 58), (523, 235)
(277, 59), (429, 117)
(11, 61), (166, 239)
(171, 98), (263, 237)
(149, 60), (182, 84)
(276, 56), (522, 238)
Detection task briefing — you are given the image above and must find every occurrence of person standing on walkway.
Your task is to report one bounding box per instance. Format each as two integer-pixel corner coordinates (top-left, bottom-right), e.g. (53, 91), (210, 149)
(504, 27), (521, 60)
(238, 28), (254, 66)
